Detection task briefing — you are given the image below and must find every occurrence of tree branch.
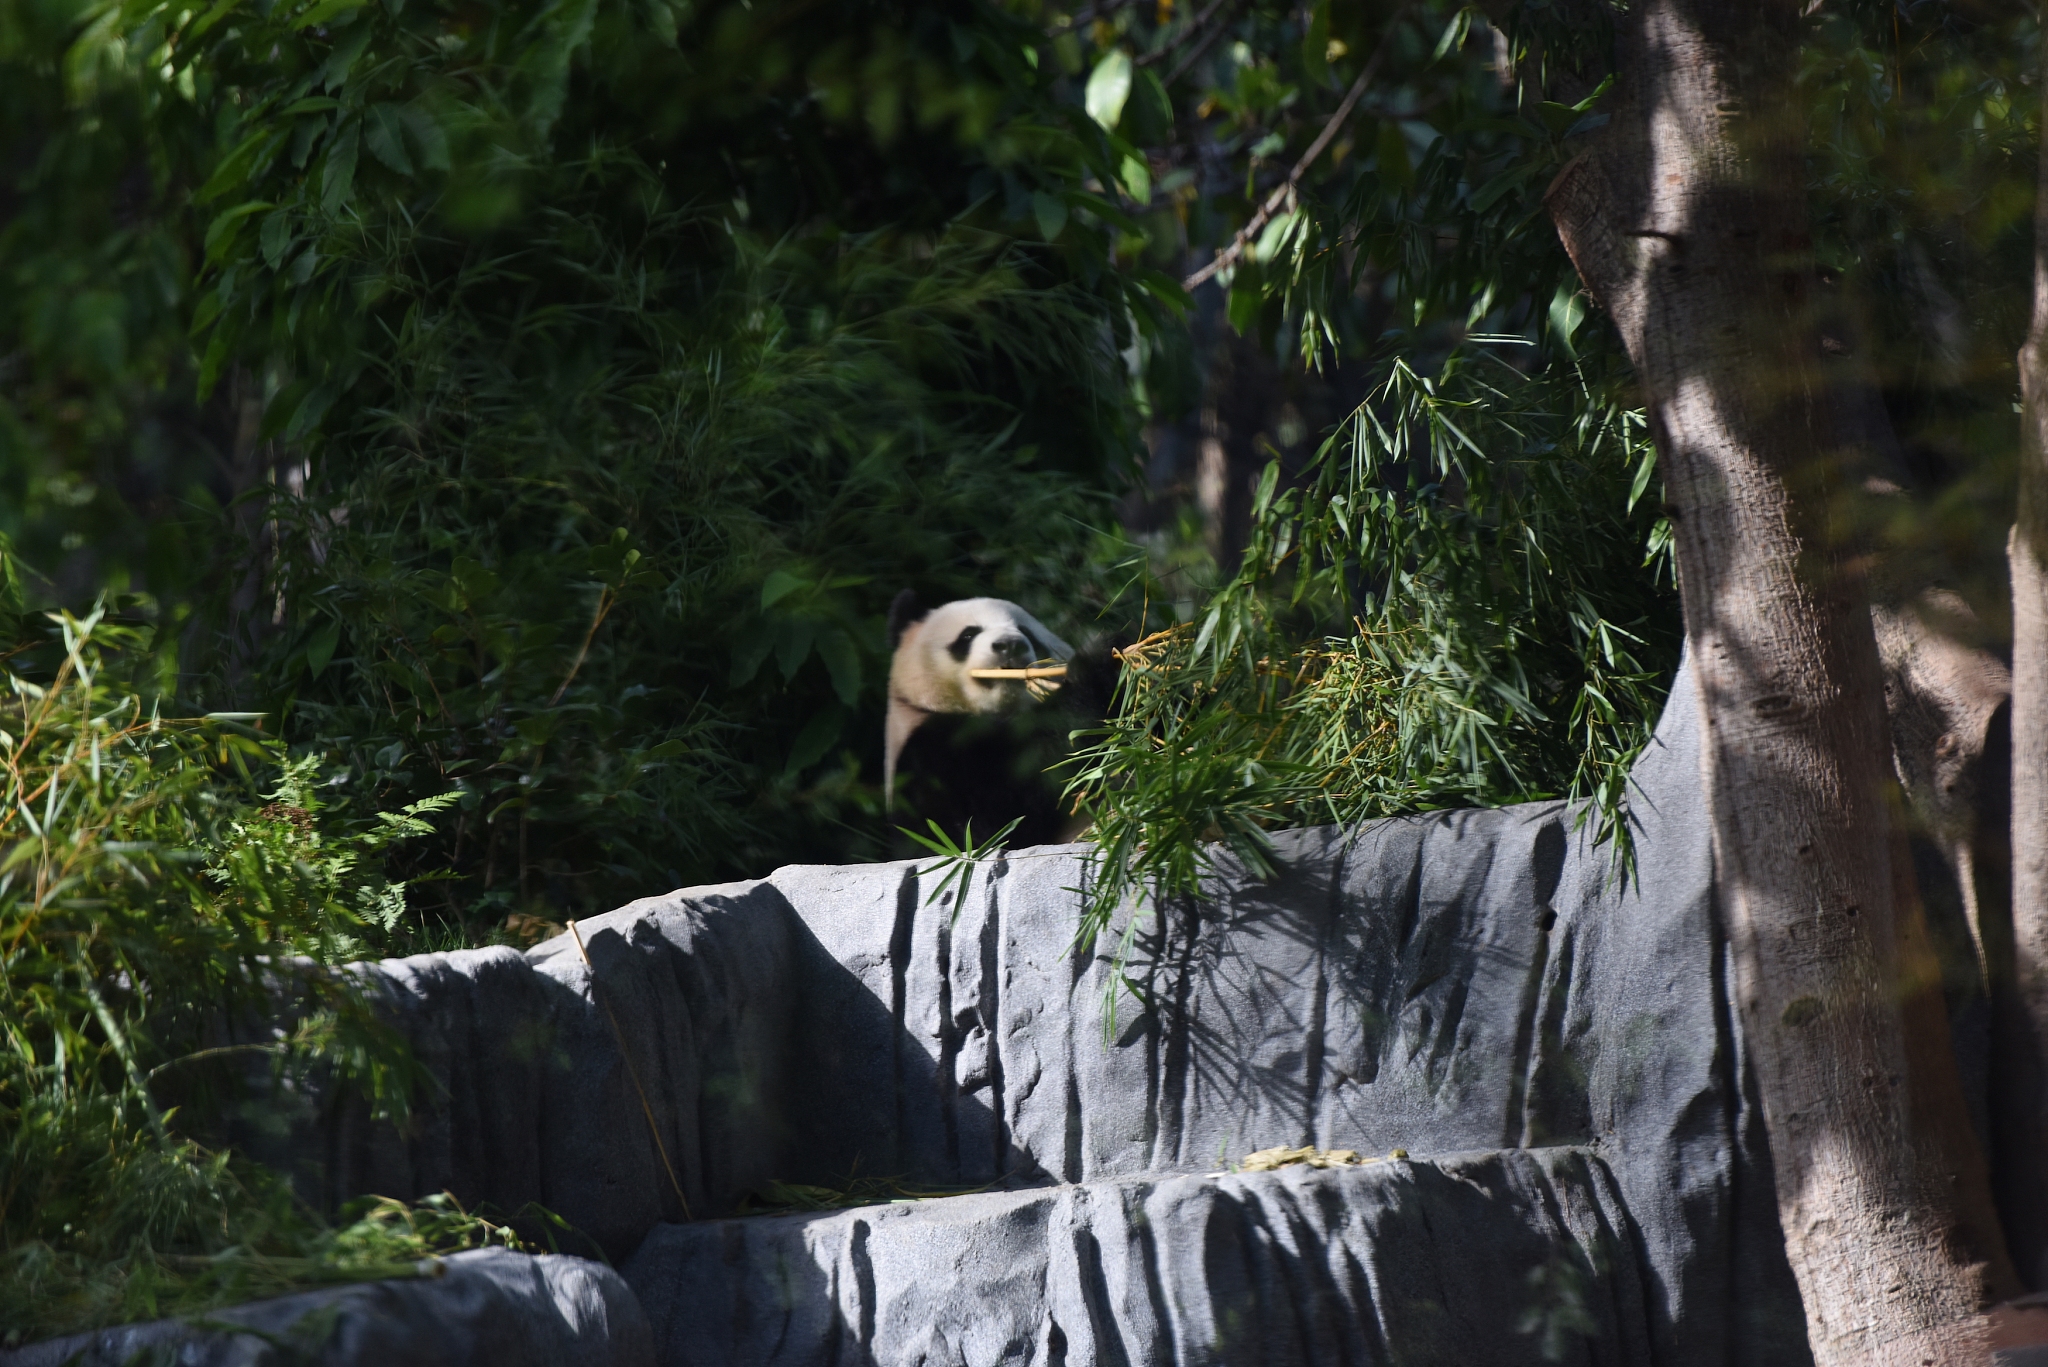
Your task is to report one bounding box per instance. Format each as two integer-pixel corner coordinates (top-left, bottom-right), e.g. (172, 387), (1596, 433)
(1141, 0), (1237, 74)
(1182, 14), (1403, 292)
(551, 586), (616, 707)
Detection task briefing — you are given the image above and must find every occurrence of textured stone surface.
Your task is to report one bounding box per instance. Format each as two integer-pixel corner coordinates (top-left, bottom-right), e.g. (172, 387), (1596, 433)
(24, 654), (1814, 1366)
(625, 1148), (1654, 1367)
(256, 878), (799, 1259)
(757, 658), (1806, 1364)
(2, 1249), (651, 1367)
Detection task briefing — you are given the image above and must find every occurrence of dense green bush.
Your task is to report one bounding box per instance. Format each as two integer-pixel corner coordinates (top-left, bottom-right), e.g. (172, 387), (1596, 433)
(1067, 347), (1679, 976)
(0, 596), (523, 1343)
(250, 220), (1134, 925)
(0, 0), (1191, 937)
(148, 0), (1179, 930)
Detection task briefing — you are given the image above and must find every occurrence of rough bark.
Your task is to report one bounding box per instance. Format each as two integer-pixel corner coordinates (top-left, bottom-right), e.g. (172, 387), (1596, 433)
(1876, 594), (2012, 984)
(1543, 0), (2018, 1358)
(2008, 16), (2048, 1291)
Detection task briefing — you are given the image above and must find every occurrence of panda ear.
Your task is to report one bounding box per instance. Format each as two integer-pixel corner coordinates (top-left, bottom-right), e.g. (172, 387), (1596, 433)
(887, 589), (927, 649)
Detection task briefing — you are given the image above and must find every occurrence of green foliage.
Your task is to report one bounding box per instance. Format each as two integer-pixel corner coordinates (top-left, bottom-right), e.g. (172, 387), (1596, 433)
(0, 0), (1688, 957)
(1051, 0), (2039, 996)
(1043, 0), (1596, 356)
(1066, 347), (1678, 975)
(1048, 0), (1678, 977)
(0, 8), (1178, 1327)
(1799, 0), (2040, 612)
(0, 602), (498, 1342)
(236, 212), (1134, 920)
(901, 814), (1024, 915)
(149, 0), (1166, 435)
(82, 0), (1167, 923)
(0, 0), (223, 596)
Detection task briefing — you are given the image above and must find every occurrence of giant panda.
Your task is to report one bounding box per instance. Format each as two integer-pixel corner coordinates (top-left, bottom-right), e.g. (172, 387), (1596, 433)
(885, 590), (1103, 851)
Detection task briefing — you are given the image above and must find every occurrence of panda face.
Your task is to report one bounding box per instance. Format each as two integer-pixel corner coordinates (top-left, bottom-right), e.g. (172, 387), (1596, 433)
(890, 597), (1073, 717)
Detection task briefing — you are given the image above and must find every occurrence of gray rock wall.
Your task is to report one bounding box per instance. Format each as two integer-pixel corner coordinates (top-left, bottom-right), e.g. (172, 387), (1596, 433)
(9, 654), (1818, 1366)
(274, 878), (799, 1257)
(6, 1249), (651, 1367)
(750, 658), (1805, 1363)
(626, 1149), (1654, 1367)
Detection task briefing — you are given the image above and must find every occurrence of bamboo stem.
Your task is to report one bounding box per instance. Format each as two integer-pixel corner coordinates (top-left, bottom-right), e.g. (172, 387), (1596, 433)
(966, 665), (1069, 680)
(1182, 5), (1408, 291)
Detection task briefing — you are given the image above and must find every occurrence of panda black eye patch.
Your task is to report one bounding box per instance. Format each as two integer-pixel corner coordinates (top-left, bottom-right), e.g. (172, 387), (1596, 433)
(946, 626), (982, 662)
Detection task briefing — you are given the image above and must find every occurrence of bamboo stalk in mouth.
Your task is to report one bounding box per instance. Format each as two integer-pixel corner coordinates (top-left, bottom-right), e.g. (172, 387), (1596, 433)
(967, 665), (1069, 680)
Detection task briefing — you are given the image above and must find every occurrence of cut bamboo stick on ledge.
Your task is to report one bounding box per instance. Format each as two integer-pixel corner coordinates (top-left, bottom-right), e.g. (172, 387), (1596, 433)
(967, 665), (1069, 680)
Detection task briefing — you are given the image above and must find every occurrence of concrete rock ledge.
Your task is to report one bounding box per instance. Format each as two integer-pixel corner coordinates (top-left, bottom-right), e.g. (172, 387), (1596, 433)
(624, 1148), (1653, 1367)
(3, 1248), (651, 1367)
(9, 657), (1821, 1366)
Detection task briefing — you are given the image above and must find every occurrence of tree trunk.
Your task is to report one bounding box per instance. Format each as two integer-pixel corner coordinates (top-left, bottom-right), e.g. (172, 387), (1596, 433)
(2008, 15), (2048, 1291)
(1544, 0), (2017, 1358)
(1876, 594), (2011, 988)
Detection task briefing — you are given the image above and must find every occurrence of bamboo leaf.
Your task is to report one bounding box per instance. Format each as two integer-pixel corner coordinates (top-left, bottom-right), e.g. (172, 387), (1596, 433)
(320, 122), (360, 216)
(1084, 49), (1132, 130)
(364, 103), (412, 176)
(292, 0), (369, 30)
(815, 630), (862, 707)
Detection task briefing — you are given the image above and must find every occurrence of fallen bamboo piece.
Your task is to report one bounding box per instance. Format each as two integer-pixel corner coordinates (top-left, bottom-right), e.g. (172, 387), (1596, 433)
(967, 665), (1069, 680)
